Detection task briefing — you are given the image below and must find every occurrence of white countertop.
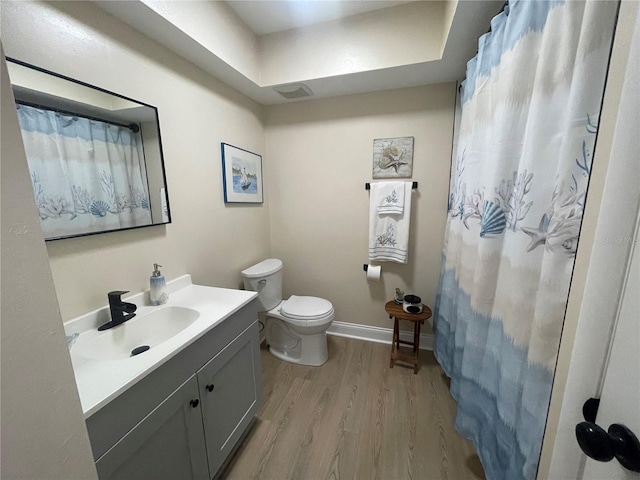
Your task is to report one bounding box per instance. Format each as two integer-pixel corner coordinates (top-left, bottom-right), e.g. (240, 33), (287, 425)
(64, 275), (258, 418)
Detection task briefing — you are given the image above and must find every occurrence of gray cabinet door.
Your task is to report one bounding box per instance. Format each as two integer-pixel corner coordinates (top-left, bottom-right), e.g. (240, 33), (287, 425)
(95, 375), (209, 480)
(198, 323), (261, 477)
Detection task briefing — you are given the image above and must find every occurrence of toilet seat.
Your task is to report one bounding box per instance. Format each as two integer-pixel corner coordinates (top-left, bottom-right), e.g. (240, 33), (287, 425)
(281, 295), (333, 320)
(267, 295), (334, 327)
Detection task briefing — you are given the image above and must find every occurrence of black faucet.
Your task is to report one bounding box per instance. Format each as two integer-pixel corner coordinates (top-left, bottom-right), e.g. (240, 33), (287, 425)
(98, 291), (137, 331)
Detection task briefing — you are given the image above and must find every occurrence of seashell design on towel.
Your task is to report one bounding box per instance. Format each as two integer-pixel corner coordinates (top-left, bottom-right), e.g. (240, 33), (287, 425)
(90, 200), (111, 217)
(384, 189), (399, 205)
(376, 224), (397, 247)
(480, 200), (507, 237)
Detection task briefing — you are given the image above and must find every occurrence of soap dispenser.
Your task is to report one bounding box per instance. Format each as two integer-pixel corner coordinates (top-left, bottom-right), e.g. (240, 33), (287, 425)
(150, 263), (168, 306)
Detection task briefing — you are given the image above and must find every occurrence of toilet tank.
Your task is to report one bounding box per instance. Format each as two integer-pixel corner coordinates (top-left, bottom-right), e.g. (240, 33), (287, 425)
(241, 259), (283, 311)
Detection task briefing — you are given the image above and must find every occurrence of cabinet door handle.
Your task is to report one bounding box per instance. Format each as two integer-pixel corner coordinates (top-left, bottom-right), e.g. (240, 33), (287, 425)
(206, 384), (214, 392)
(190, 399), (199, 408)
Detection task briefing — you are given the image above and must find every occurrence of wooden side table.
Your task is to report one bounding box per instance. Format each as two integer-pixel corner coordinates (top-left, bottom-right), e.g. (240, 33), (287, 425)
(385, 300), (433, 374)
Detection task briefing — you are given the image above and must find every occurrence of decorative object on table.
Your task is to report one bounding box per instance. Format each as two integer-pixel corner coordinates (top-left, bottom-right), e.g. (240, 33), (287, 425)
(403, 294), (422, 314)
(221, 143), (263, 203)
(368, 181), (413, 263)
(372, 136), (414, 178)
(394, 288), (404, 304)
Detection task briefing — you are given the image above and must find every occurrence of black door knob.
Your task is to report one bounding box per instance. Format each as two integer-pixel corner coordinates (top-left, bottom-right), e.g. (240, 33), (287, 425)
(190, 399), (199, 408)
(609, 424), (640, 472)
(576, 422), (614, 462)
(576, 422), (640, 472)
(206, 384), (214, 392)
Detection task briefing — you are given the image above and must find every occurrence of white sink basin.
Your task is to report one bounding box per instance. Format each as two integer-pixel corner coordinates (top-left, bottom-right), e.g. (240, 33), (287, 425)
(74, 306), (200, 361)
(64, 275), (259, 417)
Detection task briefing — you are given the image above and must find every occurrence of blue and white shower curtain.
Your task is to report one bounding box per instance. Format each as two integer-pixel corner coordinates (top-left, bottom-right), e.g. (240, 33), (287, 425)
(434, 1), (618, 479)
(17, 104), (152, 239)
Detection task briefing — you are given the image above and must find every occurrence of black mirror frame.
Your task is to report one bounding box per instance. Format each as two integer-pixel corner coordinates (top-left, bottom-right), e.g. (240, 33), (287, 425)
(6, 56), (172, 241)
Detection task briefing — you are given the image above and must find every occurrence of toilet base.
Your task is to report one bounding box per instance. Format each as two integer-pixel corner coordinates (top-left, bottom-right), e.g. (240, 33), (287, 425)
(265, 317), (330, 366)
(268, 342), (328, 366)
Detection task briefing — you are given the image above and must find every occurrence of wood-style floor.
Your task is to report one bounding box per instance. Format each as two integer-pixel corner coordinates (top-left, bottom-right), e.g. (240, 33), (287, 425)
(223, 335), (485, 480)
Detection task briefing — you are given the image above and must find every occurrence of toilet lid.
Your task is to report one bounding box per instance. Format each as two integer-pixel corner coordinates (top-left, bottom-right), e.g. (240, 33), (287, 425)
(281, 295), (333, 319)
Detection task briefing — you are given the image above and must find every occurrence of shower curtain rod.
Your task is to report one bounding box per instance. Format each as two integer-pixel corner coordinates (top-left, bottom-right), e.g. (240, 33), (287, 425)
(15, 100), (140, 133)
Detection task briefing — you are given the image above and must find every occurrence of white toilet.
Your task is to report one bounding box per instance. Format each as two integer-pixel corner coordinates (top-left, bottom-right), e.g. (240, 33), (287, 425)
(241, 259), (334, 366)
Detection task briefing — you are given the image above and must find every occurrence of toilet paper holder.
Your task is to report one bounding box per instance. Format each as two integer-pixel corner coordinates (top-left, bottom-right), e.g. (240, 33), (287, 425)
(363, 264), (382, 282)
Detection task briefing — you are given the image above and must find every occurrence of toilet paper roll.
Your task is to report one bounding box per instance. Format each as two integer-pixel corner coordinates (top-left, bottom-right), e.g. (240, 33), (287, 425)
(366, 265), (382, 282)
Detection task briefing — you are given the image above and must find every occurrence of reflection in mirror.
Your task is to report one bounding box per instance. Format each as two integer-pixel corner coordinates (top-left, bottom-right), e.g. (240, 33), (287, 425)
(6, 58), (171, 241)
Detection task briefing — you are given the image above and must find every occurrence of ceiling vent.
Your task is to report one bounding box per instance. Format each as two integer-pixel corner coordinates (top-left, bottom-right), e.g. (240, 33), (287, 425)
(273, 83), (314, 99)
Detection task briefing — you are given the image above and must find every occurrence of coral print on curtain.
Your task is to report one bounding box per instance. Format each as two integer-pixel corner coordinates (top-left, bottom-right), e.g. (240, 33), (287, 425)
(17, 104), (152, 240)
(434, 1), (618, 479)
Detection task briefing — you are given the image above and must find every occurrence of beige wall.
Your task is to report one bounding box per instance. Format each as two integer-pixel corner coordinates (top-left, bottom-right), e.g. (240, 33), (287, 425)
(1, 49), (98, 480)
(259, 2), (445, 87)
(142, 0), (261, 83)
(441, 0), (459, 51)
(0, 1), (272, 320)
(264, 84), (455, 330)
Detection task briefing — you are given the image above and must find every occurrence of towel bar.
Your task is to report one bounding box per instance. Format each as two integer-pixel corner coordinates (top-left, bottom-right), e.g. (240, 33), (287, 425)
(365, 182), (417, 190)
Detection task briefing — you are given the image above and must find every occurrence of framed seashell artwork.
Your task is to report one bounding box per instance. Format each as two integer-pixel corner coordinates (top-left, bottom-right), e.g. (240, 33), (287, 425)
(372, 137), (414, 179)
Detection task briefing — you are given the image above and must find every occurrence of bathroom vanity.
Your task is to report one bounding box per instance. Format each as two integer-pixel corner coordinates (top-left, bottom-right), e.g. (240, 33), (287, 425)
(64, 275), (261, 480)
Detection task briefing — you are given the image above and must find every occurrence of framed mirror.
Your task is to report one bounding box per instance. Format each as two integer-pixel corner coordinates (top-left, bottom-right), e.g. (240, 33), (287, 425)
(6, 58), (171, 241)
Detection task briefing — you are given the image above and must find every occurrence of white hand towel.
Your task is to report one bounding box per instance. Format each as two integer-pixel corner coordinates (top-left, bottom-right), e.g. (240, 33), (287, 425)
(374, 181), (405, 215)
(369, 182), (412, 263)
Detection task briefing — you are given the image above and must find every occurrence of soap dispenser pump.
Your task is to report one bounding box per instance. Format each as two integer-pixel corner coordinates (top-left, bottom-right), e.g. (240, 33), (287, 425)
(150, 263), (168, 306)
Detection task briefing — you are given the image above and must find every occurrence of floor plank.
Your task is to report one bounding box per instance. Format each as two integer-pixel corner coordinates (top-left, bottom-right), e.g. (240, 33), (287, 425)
(224, 336), (485, 480)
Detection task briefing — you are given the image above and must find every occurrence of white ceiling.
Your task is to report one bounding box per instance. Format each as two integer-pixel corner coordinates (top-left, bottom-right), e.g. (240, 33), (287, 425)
(95, 1), (504, 105)
(225, 0), (416, 35)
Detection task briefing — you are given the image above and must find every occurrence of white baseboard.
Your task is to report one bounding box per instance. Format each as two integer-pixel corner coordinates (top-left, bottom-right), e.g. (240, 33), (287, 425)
(327, 320), (434, 351)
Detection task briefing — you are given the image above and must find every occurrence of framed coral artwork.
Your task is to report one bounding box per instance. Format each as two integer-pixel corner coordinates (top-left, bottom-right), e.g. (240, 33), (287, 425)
(372, 136), (414, 178)
(221, 143), (263, 203)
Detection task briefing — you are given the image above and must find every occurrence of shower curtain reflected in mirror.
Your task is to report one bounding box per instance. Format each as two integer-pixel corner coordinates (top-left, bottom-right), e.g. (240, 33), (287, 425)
(17, 104), (152, 240)
(433, 1), (619, 479)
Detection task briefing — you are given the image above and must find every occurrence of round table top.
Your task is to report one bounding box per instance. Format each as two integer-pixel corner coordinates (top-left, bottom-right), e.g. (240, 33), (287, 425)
(385, 300), (433, 322)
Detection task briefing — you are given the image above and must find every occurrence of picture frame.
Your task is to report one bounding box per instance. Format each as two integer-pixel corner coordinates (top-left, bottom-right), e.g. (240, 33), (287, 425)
(221, 143), (263, 203)
(372, 136), (414, 179)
